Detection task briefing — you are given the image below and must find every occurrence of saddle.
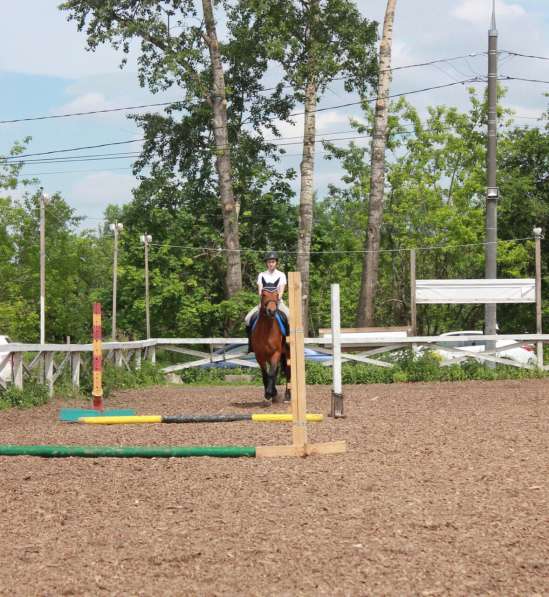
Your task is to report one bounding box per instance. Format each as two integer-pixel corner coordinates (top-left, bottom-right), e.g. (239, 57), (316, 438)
(251, 310), (289, 337)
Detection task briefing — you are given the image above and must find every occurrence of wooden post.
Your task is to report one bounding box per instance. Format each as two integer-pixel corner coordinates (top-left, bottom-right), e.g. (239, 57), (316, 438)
(534, 229), (543, 368)
(12, 352), (23, 390)
(44, 352), (54, 398)
(288, 271), (307, 452)
(135, 348), (142, 370)
(115, 349), (123, 368)
(330, 284), (344, 418)
(410, 249), (417, 336)
(71, 352), (81, 392)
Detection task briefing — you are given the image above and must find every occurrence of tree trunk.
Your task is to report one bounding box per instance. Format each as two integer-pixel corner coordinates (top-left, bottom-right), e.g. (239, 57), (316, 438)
(357, 0), (397, 326)
(202, 0), (242, 296)
(297, 74), (317, 336)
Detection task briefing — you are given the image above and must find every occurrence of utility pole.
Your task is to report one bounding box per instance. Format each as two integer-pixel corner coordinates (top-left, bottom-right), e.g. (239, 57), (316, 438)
(39, 191), (50, 344)
(533, 227), (544, 369)
(485, 0), (499, 353)
(109, 222), (123, 340)
(140, 234), (152, 339)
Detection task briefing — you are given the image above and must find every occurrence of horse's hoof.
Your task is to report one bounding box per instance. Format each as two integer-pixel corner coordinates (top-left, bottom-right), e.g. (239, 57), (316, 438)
(284, 389), (291, 402)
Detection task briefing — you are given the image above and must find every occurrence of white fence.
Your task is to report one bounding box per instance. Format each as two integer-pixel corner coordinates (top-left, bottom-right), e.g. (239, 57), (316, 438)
(1, 332), (547, 398)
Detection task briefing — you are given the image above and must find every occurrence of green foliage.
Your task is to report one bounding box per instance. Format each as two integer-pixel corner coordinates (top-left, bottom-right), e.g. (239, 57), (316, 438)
(74, 361), (165, 399)
(0, 381), (49, 410)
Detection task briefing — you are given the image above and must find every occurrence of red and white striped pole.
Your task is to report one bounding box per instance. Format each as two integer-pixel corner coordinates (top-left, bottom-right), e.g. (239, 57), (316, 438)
(92, 303), (104, 411)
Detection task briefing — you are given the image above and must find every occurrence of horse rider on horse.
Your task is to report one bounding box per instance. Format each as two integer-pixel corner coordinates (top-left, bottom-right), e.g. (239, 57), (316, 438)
(245, 251), (290, 353)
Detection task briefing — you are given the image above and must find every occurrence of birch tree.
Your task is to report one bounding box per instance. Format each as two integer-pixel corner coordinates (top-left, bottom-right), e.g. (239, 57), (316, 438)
(242, 0), (377, 331)
(357, 0), (397, 325)
(60, 0), (243, 296)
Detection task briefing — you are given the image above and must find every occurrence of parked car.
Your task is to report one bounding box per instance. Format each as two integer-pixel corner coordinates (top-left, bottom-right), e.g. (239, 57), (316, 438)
(433, 331), (536, 365)
(200, 343), (332, 369)
(0, 335), (13, 383)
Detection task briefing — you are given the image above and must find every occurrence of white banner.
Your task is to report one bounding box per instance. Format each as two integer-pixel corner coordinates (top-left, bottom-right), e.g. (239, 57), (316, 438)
(416, 279), (536, 304)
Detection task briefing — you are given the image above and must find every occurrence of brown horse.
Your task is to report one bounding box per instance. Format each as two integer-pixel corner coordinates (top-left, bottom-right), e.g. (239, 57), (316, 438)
(251, 289), (290, 403)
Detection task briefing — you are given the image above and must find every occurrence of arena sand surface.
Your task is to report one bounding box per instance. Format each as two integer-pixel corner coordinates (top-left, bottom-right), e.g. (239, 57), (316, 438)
(0, 380), (547, 596)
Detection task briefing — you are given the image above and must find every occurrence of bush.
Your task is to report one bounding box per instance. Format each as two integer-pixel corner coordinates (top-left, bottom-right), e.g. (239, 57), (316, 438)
(0, 381), (49, 410)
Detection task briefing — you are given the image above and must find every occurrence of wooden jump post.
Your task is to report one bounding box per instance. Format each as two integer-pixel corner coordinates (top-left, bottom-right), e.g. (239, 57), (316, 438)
(255, 272), (346, 458)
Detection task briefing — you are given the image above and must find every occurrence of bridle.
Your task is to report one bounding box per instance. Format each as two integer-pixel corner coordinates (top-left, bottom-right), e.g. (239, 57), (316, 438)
(261, 289), (279, 318)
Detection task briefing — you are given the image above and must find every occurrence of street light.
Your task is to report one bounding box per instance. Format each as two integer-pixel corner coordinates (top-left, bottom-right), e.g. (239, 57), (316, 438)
(109, 222), (124, 340)
(533, 226), (544, 368)
(140, 234), (152, 339)
(39, 191), (50, 344)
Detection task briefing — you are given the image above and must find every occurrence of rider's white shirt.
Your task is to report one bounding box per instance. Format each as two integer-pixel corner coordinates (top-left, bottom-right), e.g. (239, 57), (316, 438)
(257, 269), (287, 293)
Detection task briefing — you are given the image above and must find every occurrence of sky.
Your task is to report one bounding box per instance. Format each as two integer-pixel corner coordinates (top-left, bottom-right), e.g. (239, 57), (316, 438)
(0, 0), (548, 229)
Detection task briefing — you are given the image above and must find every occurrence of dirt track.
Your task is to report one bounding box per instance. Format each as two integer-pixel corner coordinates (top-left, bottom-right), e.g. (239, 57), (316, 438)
(0, 380), (548, 596)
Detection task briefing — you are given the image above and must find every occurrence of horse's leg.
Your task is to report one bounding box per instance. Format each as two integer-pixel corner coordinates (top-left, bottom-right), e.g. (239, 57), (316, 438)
(282, 344), (291, 402)
(269, 356), (282, 403)
(260, 367), (271, 401)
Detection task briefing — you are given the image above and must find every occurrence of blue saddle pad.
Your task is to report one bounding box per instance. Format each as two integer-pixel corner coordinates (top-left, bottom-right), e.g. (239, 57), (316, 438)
(251, 313), (287, 336)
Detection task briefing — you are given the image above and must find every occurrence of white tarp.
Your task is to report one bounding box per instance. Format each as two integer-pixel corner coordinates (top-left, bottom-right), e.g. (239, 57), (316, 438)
(416, 279), (536, 304)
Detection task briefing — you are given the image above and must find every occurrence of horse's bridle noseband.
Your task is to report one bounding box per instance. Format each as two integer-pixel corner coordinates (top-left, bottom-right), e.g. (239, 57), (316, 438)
(261, 290), (279, 318)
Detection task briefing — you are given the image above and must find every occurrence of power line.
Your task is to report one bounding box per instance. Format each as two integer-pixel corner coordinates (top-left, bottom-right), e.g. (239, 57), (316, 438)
(22, 166), (136, 176)
(3, 79), (479, 162)
(1, 139), (144, 161)
(502, 50), (549, 61)
(0, 52), (487, 126)
(142, 236), (535, 256)
(500, 76), (549, 85)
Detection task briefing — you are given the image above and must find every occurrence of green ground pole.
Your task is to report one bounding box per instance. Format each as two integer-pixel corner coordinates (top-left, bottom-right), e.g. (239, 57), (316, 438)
(0, 444), (256, 458)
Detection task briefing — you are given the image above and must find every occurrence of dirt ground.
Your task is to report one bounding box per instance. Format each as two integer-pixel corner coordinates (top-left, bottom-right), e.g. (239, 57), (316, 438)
(0, 379), (547, 596)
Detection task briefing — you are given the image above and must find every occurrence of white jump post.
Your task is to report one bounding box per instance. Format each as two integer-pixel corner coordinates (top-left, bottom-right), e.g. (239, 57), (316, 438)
(330, 283), (344, 418)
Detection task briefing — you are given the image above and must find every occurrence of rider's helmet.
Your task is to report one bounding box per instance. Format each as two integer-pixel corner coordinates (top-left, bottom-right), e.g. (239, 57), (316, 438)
(264, 250), (279, 262)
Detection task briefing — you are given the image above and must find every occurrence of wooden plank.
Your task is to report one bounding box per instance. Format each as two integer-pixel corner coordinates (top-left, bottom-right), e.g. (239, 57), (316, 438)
(0, 353), (10, 376)
(313, 346), (394, 368)
(318, 326), (410, 336)
(305, 441), (347, 456)
(256, 441), (346, 458)
(288, 272), (307, 449)
(52, 354), (70, 384)
(256, 444), (302, 458)
(71, 352), (80, 391)
(12, 353), (23, 389)
(44, 352), (54, 397)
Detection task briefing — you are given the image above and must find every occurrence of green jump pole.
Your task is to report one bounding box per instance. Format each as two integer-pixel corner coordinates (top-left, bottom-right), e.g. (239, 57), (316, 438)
(0, 444), (256, 458)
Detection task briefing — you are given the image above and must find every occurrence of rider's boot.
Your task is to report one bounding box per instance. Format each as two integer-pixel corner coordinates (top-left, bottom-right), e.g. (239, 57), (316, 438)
(246, 325), (252, 353)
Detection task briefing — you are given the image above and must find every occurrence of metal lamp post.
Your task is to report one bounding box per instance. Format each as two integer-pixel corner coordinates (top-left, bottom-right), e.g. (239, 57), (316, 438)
(109, 222), (124, 340)
(533, 226), (544, 368)
(140, 234), (153, 339)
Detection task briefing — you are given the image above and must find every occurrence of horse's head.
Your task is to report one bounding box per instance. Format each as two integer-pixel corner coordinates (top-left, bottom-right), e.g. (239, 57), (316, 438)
(260, 289), (279, 318)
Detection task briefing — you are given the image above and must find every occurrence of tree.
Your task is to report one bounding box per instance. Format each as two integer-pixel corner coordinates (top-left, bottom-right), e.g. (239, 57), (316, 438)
(357, 0), (397, 326)
(241, 0), (377, 332)
(60, 0), (245, 296)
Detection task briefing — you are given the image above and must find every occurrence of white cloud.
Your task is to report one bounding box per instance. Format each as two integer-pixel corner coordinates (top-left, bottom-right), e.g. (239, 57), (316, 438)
(0, 1), (137, 78)
(69, 172), (136, 219)
(53, 93), (116, 116)
(452, 0), (526, 25)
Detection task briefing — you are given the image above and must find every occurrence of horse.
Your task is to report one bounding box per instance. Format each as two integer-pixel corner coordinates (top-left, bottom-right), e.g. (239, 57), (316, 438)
(250, 289), (290, 403)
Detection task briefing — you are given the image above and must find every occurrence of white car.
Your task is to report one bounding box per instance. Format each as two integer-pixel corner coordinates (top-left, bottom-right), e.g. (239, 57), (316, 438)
(433, 331), (536, 365)
(0, 335), (12, 383)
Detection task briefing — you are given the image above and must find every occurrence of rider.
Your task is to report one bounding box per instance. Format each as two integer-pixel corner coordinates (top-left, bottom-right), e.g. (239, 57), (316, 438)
(245, 251), (290, 352)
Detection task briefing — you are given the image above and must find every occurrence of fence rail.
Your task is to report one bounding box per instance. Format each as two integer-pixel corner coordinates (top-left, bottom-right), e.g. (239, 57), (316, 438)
(1, 333), (547, 396)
